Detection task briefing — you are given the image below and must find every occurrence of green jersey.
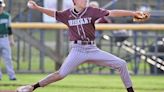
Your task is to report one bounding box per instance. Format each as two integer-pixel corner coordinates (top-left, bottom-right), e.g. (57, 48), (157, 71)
(0, 11), (11, 35)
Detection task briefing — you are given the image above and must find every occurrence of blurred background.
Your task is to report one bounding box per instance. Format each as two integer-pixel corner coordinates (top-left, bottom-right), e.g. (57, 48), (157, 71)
(0, 0), (164, 76)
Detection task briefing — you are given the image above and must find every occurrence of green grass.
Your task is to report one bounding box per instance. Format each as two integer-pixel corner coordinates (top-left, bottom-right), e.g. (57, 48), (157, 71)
(0, 74), (164, 92)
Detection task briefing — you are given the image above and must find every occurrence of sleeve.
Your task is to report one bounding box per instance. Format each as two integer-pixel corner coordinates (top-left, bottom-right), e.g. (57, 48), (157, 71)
(92, 8), (110, 20)
(55, 10), (68, 24)
(8, 15), (13, 35)
(7, 15), (12, 27)
(8, 27), (13, 35)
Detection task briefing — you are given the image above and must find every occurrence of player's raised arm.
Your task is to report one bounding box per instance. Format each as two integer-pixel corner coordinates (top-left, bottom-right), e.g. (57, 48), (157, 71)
(108, 10), (149, 17)
(109, 10), (135, 17)
(27, 0), (56, 18)
(108, 10), (150, 21)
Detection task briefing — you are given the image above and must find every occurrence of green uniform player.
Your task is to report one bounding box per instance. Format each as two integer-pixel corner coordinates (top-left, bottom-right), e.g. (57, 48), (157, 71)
(0, 0), (16, 80)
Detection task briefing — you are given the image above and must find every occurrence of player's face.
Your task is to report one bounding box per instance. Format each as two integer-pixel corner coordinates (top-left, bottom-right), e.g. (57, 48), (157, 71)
(74, 0), (89, 8)
(0, 6), (4, 14)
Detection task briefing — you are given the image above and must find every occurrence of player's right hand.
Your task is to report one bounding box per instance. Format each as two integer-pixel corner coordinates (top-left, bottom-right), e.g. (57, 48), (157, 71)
(27, 0), (38, 10)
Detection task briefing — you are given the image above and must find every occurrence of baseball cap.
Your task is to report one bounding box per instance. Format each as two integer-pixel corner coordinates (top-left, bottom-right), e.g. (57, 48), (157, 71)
(0, 0), (5, 7)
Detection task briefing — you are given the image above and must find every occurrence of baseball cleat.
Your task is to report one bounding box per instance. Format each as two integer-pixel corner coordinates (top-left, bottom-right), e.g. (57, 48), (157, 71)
(10, 78), (17, 81)
(16, 85), (34, 92)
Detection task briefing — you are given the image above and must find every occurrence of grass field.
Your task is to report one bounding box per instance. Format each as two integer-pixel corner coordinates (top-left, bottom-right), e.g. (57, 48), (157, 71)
(0, 74), (164, 92)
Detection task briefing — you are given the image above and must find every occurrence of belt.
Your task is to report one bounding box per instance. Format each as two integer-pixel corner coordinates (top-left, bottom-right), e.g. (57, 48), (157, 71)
(0, 34), (8, 38)
(73, 40), (95, 45)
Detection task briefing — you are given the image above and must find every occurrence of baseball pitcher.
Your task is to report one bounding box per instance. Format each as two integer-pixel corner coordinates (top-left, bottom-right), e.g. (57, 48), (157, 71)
(17, 0), (150, 92)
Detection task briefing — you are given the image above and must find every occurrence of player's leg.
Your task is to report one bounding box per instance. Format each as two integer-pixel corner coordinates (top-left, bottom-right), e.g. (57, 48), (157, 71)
(1, 38), (16, 80)
(17, 47), (87, 92)
(0, 67), (2, 80)
(87, 49), (134, 92)
(38, 48), (87, 87)
(0, 42), (2, 80)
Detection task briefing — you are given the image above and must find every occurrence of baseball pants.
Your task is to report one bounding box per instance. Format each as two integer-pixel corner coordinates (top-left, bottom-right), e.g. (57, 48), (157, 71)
(0, 37), (16, 79)
(59, 42), (132, 88)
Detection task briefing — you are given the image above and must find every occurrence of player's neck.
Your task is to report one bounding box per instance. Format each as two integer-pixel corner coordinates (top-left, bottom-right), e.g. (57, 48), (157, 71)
(0, 9), (4, 14)
(0, 11), (3, 14)
(74, 6), (85, 13)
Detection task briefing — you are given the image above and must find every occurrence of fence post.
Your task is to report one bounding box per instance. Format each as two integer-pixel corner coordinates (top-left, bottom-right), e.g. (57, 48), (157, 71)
(154, 32), (158, 75)
(133, 31), (139, 75)
(55, 0), (64, 70)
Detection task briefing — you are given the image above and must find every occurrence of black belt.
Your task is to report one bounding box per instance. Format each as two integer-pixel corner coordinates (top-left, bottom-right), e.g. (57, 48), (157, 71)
(74, 40), (95, 45)
(0, 34), (8, 38)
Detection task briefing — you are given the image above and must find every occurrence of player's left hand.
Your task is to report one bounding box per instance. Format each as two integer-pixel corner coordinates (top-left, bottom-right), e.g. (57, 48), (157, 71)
(9, 40), (15, 47)
(133, 11), (150, 22)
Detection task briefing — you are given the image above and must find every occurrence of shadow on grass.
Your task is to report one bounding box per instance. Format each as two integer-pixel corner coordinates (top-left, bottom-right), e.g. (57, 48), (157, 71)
(53, 85), (164, 91)
(0, 83), (164, 91)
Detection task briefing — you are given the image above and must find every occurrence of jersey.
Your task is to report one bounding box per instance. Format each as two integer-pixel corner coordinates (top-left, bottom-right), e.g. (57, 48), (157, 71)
(55, 7), (109, 41)
(96, 17), (112, 23)
(0, 11), (11, 35)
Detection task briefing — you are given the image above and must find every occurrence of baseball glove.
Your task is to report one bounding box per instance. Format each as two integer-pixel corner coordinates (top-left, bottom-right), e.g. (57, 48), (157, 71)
(133, 11), (150, 22)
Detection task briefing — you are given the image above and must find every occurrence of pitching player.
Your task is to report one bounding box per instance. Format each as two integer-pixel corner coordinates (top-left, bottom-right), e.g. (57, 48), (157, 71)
(17, 0), (150, 92)
(0, 0), (16, 80)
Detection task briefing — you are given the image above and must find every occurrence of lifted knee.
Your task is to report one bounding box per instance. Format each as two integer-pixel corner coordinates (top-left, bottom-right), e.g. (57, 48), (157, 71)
(120, 60), (127, 67)
(54, 71), (65, 80)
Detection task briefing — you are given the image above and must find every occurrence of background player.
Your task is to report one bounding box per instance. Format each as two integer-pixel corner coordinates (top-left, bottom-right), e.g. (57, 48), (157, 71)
(0, 0), (16, 80)
(17, 0), (149, 92)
